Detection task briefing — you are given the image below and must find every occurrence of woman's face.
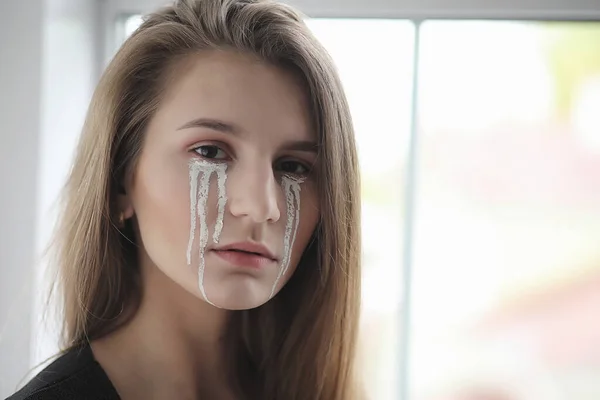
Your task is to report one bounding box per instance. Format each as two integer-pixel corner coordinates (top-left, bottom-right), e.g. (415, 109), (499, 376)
(125, 50), (319, 310)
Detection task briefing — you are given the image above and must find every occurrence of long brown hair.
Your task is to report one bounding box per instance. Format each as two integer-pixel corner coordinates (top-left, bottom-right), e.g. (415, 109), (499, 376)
(52, 0), (361, 398)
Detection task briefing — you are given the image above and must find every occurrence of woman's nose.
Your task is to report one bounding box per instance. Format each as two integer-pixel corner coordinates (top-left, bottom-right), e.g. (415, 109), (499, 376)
(227, 166), (281, 224)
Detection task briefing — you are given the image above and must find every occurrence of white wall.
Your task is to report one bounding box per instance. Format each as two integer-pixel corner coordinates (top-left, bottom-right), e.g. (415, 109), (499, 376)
(0, 0), (99, 397)
(0, 0), (44, 396)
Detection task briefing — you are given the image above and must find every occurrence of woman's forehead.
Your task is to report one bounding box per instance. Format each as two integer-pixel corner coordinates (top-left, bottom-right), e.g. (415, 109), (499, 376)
(154, 50), (314, 142)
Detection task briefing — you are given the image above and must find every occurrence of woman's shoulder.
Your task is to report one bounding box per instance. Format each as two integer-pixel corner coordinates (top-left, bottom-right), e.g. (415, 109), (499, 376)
(6, 344), (120, 400)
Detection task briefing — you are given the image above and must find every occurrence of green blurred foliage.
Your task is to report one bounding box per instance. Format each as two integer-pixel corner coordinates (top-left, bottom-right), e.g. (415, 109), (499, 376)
(540, 22), (600, 118)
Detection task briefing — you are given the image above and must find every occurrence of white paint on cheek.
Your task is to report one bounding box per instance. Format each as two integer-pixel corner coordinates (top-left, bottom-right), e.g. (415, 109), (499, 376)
(212, 166), (228, 244)
(186, 164), (200, 265)
(187, 160), (228, 305)
(269, 175), (305, 299)
(196, 167), (213, 304)
(290, 181), (302, 251)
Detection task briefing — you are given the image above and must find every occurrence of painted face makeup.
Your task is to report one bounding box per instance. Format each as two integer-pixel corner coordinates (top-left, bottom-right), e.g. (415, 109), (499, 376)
(269, 175), (304, 298)
(186, 159), (305, 306)
(187, 159), (228, 305)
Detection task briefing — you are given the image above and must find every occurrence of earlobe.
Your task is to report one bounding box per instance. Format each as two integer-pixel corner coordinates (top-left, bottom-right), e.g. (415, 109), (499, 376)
(118, 193), (135, 220)
(123, 205), (135, 220)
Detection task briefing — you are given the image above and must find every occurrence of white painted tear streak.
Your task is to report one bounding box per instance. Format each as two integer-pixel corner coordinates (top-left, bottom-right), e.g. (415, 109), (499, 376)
(186, 164), (200, 266)
(212, 166), (228, 244)
(187, 159), (228, 305)
(269, 175), (305, 299)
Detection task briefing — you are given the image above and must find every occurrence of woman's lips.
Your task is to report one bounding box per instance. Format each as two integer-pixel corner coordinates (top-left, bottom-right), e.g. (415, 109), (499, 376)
(211, 249), (277, 269)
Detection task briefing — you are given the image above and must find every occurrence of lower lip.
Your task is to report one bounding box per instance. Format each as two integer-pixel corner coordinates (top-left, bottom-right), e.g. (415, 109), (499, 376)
(211, 250), (276, 269)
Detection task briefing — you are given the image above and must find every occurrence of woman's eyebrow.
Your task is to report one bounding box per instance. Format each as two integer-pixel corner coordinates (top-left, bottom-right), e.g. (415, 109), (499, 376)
(280, 140), (319, 153)
(176, 117), (240, 134)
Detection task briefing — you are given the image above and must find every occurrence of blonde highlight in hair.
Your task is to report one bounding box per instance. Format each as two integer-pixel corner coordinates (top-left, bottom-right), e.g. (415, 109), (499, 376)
(53, 0), (362, 398)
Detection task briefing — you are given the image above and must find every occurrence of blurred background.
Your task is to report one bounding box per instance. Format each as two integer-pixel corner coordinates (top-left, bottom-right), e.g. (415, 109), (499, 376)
(2, 0), (600, 399)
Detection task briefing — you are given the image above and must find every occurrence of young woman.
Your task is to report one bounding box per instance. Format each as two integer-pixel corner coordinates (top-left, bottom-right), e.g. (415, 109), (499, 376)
(9, 0), (361, 398)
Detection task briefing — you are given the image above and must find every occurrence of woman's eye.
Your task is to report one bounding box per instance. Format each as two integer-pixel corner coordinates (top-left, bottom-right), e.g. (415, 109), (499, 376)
(193, 145), (228, 160)
(278, 160), (310, 176)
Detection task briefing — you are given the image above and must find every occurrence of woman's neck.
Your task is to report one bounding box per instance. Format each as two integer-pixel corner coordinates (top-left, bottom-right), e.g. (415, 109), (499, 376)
(91, 256), (235, 400)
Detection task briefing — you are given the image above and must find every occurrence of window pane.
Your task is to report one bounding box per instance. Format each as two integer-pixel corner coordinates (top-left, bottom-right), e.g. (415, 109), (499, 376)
(306, 19), (415, 400)
(120, 16), (415, 399)
(413, 21), (600, 400)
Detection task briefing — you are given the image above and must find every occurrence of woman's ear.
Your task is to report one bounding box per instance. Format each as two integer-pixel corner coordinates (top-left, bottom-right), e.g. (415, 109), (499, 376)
(118, 184), (135, 220)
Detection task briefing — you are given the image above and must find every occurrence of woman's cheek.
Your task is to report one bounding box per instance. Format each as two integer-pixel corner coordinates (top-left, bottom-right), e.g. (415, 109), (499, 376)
(133, 157), (198, 262)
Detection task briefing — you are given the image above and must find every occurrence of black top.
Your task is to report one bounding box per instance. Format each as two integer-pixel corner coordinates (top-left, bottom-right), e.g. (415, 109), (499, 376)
(6, 345), (120, 400)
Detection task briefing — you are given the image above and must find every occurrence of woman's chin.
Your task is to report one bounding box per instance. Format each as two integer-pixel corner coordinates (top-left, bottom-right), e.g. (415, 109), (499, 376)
(208, 296), (269, 311)
(202, 279), (273, 310)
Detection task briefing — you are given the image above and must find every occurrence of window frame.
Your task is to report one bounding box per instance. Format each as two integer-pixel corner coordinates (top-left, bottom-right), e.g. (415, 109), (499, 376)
(106, 0), (600, 20)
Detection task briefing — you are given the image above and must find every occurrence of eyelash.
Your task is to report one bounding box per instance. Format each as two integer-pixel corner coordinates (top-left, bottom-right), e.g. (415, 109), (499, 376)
(190, 144), (313, 177)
